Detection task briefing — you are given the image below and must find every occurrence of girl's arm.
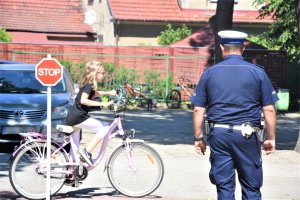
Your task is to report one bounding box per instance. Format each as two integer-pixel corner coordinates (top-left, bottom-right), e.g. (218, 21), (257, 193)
(81, 92), (112, 107)
(95, 90), (116, 97)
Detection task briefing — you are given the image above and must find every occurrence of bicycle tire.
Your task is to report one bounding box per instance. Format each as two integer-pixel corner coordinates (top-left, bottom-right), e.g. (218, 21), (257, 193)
(149, 91), (158, 108)
(107, 142), (164, 197)
(139, 91), (158, 109)
(9, 141), (68, 200)
(166, 90), (181, 109)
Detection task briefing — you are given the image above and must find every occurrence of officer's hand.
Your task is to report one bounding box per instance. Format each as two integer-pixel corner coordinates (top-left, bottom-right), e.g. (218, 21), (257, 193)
(263, 139), (275, 155)
(195, 141), (206, 155)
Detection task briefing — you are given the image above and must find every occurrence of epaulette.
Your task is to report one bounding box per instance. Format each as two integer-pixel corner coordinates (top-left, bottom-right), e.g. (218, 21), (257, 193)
(254, 64), (265, 69)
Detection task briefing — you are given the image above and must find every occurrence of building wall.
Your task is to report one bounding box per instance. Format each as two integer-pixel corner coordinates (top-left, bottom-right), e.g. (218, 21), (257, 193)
(116, 22), (269, 46)
(82, 0), (115, 45)
(83, 0), (267, 46)
(82, 0), (101, 37)
(117, 23), (207, 46)
(100, 0), (115, 45)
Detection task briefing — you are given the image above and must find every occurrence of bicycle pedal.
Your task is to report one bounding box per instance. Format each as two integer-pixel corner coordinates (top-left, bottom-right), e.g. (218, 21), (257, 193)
(65, 179), (82, 187)
(130, 129), (135, 137)
(64, 179), (76, 187)
(79, 157), (86, 162)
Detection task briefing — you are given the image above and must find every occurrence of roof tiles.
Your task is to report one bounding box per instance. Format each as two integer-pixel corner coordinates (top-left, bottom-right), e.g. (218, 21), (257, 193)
(0, 0), (95, 34)
(108, 0), (272, 23)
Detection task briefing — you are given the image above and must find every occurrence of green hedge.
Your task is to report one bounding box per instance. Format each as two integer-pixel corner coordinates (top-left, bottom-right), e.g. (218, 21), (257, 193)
(60, 60), (175, 99)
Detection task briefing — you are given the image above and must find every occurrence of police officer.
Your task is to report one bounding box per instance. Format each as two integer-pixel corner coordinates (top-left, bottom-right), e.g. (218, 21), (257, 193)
(191, 30), (279, 200)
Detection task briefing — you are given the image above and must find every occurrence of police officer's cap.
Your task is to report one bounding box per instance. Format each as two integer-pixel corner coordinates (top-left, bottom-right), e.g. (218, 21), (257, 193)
(218, 30), (248, 44)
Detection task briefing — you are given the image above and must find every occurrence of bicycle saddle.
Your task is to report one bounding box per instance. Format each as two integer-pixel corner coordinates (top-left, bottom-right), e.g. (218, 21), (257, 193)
(56, 125), (81, 135)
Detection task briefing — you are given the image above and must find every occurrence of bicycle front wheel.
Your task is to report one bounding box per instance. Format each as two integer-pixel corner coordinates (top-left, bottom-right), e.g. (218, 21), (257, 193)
(107, 142), (164, 197)
(9, 142), (68, 200)
(166, 90), (181, 109)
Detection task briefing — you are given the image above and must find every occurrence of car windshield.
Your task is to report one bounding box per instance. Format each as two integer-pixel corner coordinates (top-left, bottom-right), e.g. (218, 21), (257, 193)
(0, 70), (66, 93)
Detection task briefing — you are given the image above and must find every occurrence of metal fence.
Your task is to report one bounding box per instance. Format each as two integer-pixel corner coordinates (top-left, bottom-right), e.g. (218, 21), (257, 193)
(0, 43), (287, 100)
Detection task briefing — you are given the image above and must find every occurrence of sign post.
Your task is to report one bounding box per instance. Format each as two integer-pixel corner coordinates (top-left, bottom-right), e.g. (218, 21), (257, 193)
(35, 54), (63, 200)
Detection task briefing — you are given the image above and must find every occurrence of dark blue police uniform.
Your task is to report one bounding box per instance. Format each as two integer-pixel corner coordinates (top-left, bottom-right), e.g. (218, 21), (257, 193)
(191, 31), (279, 200)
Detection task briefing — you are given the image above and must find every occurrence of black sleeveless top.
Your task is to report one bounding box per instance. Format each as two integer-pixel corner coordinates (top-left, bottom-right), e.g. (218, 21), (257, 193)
(66, 84), (95, 126)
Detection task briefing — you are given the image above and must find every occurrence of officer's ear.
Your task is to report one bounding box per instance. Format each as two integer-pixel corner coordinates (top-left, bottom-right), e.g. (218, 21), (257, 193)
(220, 44), (225, 52)
(220, 44), (226, 57)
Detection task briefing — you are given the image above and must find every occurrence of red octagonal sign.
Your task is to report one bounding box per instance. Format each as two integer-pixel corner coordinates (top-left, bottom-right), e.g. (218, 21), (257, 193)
(35, 58), (63, 86)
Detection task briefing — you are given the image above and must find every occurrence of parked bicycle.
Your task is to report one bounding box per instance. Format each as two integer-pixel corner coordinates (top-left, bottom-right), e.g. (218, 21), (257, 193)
(9, 88), (164, 200)
(165, 76), (194, 109)
(124, 80), (158, 111)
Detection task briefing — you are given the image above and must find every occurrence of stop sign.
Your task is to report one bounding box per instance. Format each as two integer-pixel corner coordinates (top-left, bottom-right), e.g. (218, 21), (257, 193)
(35, 58), (63, 86)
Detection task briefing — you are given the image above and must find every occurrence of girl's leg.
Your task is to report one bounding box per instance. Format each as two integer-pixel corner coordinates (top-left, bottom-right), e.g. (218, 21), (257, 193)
(75, 117), (108, 152)
(86, 126), (109, 152)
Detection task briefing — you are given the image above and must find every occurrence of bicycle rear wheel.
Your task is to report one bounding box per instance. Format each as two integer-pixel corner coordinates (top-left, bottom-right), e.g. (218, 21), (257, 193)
(9, 142), (68, 200)
(107, 142), (164, 197)
(166, 90), (181, 109)
(139, 91), (158, 110)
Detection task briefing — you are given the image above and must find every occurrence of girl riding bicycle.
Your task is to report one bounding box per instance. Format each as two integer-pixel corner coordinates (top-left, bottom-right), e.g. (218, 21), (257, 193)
(66, 61), (116, 165)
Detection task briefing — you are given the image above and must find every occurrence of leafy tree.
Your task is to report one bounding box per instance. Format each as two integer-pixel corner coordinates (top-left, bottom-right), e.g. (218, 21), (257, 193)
(0, 28), (12, 42)
(250, 0), (300, 63)
(250, 0), (300, 111)
(157, 24), (191, 45)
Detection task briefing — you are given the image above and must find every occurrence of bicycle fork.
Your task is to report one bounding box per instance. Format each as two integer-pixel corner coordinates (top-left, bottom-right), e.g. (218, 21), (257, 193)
(123, 129), (148, 172)
(125, 138), (137, 171)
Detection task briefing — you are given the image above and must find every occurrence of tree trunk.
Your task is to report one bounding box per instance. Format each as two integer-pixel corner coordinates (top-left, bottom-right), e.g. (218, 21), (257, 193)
(209, 0), (234, 63)
(297, 0), (300, 40)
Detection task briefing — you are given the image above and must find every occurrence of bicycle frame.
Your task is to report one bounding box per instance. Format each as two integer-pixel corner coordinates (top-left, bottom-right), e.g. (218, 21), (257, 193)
(124, 81), (146, 99)
(124, 81), (155, 111)
(13, 113), (144, 177)
(10, 88), (164, 199)
(179, 84), (192, 98)
(177, 76), (193, 98)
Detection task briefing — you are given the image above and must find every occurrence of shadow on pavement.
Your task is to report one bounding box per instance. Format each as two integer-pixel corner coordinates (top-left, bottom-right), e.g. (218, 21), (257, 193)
(55, 187), (162, 199)
(0, 191), (21, 200)
(55, 187), (114, 199)
(91, 109), (194, 146)
(91, 109), (300, 150)
(276, 113), (300, 150)
(1, 109), (298, 152)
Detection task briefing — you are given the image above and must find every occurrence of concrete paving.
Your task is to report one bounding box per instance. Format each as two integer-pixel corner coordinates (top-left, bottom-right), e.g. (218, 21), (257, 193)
(0, 108), (299, 200)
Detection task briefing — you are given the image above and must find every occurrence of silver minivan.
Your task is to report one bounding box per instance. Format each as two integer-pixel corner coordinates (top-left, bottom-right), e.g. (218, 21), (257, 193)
(0, 63), (75, 145)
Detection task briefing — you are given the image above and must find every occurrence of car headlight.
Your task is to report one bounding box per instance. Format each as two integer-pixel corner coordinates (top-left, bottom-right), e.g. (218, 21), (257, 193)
(52, 105), (68, 119)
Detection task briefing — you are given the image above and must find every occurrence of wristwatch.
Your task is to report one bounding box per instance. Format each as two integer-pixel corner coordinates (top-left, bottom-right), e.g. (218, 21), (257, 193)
(194, 135), (204, 142)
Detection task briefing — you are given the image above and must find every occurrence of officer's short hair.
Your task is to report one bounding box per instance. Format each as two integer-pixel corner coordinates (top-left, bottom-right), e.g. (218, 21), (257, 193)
(222, 43), (244, 52)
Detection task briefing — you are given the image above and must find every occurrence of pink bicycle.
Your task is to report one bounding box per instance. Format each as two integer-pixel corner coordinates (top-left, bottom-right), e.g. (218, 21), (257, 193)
(8, 88), (164, 200)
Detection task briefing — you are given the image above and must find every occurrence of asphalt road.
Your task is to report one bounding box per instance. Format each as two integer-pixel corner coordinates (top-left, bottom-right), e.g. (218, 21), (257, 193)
(0, 108), (299, 200)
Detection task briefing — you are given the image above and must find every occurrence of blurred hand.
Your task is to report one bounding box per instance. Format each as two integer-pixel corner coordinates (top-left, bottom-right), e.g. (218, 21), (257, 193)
(263, 139), (276, 155)
(103, 101), (114, 107)
(195, 141), (206, 155)
(109, 90), (117, 96)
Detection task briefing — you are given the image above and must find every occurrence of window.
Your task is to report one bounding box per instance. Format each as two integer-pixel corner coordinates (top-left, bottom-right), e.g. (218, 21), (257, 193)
(0, 71), (66, 93)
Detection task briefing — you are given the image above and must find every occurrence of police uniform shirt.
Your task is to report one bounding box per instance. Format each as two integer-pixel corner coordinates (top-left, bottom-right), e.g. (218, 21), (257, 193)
(191, 55), (279, 125)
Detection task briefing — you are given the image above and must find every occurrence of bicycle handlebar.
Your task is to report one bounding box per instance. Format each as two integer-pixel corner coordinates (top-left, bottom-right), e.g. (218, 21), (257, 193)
(111, 87), (127, 112)
(176, 76), (192, 84)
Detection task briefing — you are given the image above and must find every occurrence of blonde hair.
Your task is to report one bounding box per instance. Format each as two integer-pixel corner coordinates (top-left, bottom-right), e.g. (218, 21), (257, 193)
(79, 61), (104, 90)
